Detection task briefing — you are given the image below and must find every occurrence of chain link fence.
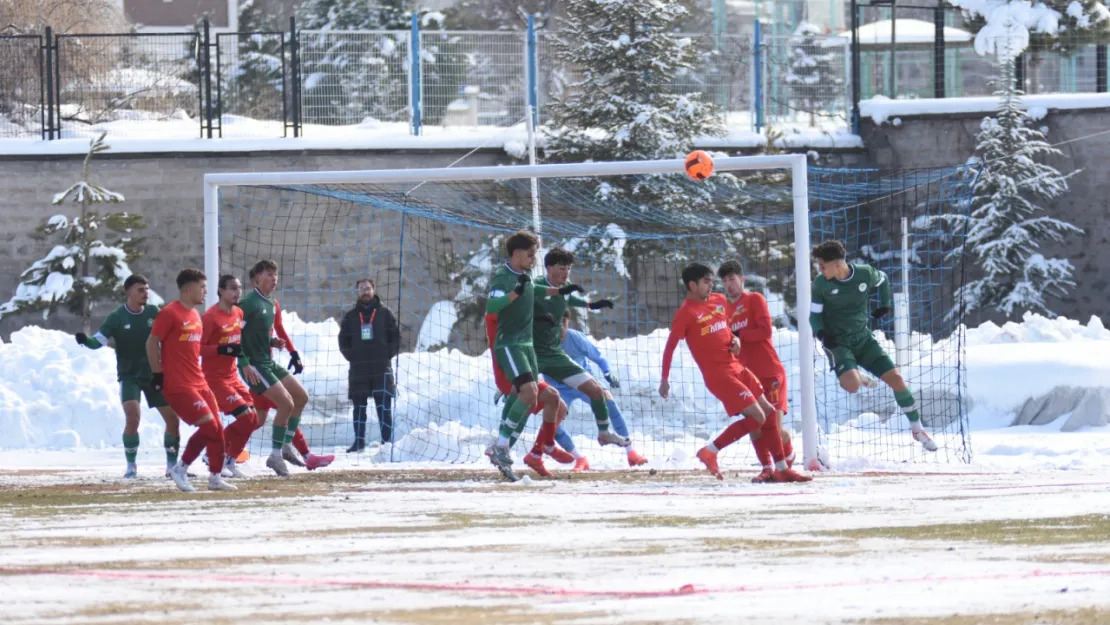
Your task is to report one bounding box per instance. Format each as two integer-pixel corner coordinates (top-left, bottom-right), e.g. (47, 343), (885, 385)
(298, 30), (410, 127)
(420, 31), (527, 127)
(215, 32), (290, 138)
(0, 35), (44, 138)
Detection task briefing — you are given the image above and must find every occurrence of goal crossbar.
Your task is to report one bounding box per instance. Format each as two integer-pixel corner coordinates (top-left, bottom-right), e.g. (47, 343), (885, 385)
(201, 154), (819, 470)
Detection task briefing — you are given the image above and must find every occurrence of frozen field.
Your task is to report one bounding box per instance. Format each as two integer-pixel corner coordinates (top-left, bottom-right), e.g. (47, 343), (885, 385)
(3, 450), (1110, 625)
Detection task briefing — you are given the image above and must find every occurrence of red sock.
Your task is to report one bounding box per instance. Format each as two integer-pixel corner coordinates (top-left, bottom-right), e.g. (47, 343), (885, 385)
(760, 410), (786, 463)
(181, 431), (207, 466)
(198, 418), (226, 474)
(224, 410), (258, 458)
(531, 420), (556, 456)
(752, 435), (772, 467)
(783, 432), (794, 459)
(293, 428), (311, 456)
(712, 416), (759, 451)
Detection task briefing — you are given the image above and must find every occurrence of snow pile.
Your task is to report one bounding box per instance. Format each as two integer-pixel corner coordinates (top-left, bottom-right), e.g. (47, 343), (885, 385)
(860, 93), (1110, 125)
(966, 311), (1109, 344)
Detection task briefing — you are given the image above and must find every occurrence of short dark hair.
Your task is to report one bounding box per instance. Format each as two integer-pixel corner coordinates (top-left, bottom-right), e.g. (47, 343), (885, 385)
(123, 274), (148, 291)
(812, 240), (847, 262)
(355, 278), (375, 289)
(544, 247), (574, 267)
(505, 231), (538, 256)
(249, 259), (278, 279)
(218, 274), (239, 290)
(681, 263), (713, 291)
(717, 260), (745, 279)
(176, 268), (206, 290)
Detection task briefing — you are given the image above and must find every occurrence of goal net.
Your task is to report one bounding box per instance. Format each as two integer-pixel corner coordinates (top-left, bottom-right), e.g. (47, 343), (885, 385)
(205, 156), (973, 470)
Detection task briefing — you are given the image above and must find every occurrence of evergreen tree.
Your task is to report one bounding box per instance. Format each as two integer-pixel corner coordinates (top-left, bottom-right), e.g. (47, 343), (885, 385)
(952, 0), (1110, 54)
(950, 57), (1081, 319)
(784, 22), (842, 127)
(225, 0), (285, 121)
(0, 132), (154, 332)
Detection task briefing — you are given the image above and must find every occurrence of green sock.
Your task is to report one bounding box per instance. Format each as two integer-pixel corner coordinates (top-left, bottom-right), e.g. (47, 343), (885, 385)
(590, 397), (611, 432)
(284, 417), (301, 445)
(508, 399), (532, 449)
(498, 395), (530, 442)
(894, 388), (921, 423)
(122, 433), (140, 464)
(163, 434), (180, 465)
(272, 425), (287, 450)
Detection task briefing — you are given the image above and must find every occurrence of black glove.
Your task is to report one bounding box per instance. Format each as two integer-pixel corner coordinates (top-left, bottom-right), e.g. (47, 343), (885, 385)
(217, 343), (242, 356)
(513, 272), (530, 295)
(535, 312), (557, 325)
(872, 307), (891, 320)
(558, 283), (584, 296)
(151, 372), (164, 392)
(817, 330), (838, 349)
(75, 332), (88, 346)
(604, 372), (620, 389)
(588, 299), (614, 310)
(288, 350), (304, 374)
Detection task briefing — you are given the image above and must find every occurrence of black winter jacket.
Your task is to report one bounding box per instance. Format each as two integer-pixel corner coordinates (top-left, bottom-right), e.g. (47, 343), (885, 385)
(338, 297), (400, 395)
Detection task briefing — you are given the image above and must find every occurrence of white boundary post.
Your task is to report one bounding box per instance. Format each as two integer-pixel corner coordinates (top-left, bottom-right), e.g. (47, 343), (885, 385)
(203, 180), (220, 309)
(790, 155), (819, 471)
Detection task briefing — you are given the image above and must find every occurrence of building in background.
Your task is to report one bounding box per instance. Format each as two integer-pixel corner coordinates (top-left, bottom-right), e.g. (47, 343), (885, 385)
(124, 0), (237, 32)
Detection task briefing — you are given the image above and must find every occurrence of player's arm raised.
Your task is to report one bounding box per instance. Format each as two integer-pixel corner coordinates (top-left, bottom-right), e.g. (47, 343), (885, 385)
(486, 273), (530, 313)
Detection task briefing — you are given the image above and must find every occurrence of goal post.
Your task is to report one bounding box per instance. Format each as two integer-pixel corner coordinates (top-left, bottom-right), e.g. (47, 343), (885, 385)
(202, 155), (970, 470)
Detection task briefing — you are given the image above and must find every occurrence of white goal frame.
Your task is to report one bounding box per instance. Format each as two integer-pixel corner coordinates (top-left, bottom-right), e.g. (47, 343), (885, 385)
(202, 154), (818, 469)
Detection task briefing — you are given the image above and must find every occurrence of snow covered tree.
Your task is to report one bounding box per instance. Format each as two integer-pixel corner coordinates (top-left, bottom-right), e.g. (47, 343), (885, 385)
(224, 0), (285, 120)
(785, 22), (842, 127)
(0, 132), (152, 332)
(950, 57), (1081, 319)
(950, 0), (1110, 56)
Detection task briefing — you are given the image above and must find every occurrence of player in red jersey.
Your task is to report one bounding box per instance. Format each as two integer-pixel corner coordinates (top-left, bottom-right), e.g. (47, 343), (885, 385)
(658, 263), (810, 483)
(483, 313), (570, 475)
(146, 268), (236, 492)
(718, 260), (797, 482)
(200, 275), (258, 479)
(248, 278), (334, 471)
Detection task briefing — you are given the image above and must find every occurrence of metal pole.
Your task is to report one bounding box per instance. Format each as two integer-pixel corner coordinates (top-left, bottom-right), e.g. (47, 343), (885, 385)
(1098, 45), (1107, 93)
(850, 0), (861, 133)
(934, 5), (945, 98)
(410, 13), (422, 136)
(526, 14), (538, 127)
(754, 19), (763, 133)
(203, 18), (213, 139)
(290, 16), (301, 137)
(790, 154), (819, 471)
(44, 27), (54, 140)
(888, 0), (896, 98)
(203, 181), (220, 309)
(894, 216), (910, 369)
(525, 104), (541, 234)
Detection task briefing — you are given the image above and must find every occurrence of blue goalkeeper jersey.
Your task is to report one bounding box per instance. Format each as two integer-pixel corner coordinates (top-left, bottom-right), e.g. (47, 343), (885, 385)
(562, 329), (611, 376)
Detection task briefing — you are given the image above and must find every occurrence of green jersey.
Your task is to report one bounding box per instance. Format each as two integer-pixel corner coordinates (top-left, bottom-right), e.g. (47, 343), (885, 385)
(485, 264), (537, 348)
(239, 288), (278, 365)
(810, 263), (892, 343)
(532, 276), (588, 355)
(87, 304), (160, 382)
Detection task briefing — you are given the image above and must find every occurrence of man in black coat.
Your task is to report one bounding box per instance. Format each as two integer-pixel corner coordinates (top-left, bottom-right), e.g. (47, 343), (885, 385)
(338, 278), (400, 452)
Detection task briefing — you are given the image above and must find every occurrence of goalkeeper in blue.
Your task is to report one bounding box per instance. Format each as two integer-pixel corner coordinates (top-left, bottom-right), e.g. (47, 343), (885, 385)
(809, 240), (937, 451)
(546, 311), (647, 470)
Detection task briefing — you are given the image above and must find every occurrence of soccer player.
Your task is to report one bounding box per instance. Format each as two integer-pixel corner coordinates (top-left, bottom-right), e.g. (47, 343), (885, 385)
(718, 260), (797, 482)
(75, 274), (182, 478)
(549, 311), (648, 471)
(809, 240), (938, 451)
(658, 262), (810, 482)
(147, 269), (235, 492)
(533, 248), (630, 450)
(485, 231), (565, 481)
(200, 275), (257, 479)
(239, 260), (329, 476)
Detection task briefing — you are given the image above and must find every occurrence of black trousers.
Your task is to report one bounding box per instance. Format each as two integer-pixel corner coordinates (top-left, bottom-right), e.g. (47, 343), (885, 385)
(351, 371), (394, 444)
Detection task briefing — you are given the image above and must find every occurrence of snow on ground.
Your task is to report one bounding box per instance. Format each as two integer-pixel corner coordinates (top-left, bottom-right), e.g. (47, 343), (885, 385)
(861, 92), (1110, 125)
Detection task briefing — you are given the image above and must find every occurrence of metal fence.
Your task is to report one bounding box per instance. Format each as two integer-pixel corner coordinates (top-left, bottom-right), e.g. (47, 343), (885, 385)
(0, 35), (44, 138)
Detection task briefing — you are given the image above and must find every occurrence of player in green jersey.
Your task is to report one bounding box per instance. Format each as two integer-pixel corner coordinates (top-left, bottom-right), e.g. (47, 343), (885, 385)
(238, 259), (310, 476)
(485, 231), (565, 481)
(809, 240), (938, 451)
(75, 274), (182, 478)
(533, 248), (629, 449)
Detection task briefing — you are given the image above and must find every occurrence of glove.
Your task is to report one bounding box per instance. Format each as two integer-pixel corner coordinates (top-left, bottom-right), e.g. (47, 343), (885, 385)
(151, 372), (164, 392)
(494, 391), (504, 405)
(588, 299), (614, 310)
(513, 272), (530, 295)
(75, 332), (88, 346)
(817, 330), (838, 349)
(604, 372), (620, 389)
(535, 312), (557, 325)
(217, 343), (242, 357)
(288, 350), (304, 374)
(558, 283), (584, 296)
(872, 307), (891, 320)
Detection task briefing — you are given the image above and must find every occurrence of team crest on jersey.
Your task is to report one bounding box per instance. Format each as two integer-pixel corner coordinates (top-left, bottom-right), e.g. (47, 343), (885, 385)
(147, 319), (154, 327)
(858, 283), (867, 292)
(830, 289), (839, 295)
(714, 304), (724, 314)
(123, 324), (130, 330)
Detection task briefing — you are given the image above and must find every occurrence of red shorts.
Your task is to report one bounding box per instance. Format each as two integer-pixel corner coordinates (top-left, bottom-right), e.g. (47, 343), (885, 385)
(705, 366), (764, 416)
(205, 376), (252, 415)
(252, 390), (275, 413)
(165, 387), (220, 426)
(761, 374), (788, 414)
(494, 371), (546, 416)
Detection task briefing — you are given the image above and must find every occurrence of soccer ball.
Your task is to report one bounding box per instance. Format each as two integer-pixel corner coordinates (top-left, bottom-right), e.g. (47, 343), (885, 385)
(684, 150), (715, 181)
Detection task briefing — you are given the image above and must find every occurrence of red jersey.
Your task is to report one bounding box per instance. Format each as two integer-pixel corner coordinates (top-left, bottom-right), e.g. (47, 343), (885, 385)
(485, 313), (511, 391)
(273, 302), (296, 353)
(150, 300), (206, 393)
(200, 304), (244, 380)
(661, 293), (739, 381)
(725, 291), (785, 379)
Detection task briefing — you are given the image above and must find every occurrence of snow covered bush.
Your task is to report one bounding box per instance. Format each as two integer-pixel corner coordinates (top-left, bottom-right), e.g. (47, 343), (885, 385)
(0, 132), (151, 332)
(948, 0), (1110, 57)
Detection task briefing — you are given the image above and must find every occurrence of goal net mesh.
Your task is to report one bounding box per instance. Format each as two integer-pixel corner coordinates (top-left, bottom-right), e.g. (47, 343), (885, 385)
(218, 164), (974, 469)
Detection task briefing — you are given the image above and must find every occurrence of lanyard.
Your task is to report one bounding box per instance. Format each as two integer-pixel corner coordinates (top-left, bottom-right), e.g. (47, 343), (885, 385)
(359, 309), (377, 326)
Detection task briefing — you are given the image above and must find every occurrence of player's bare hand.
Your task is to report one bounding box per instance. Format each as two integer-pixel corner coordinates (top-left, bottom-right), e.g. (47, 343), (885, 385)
(270, 337), (286, 349)
(729, 336), (741, 355)
(658, 380), (669, 399)
(242, 365), (262, 386)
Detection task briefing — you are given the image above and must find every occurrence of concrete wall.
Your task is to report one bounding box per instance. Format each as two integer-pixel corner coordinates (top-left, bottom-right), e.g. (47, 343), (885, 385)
(860, 107), (1110, 325)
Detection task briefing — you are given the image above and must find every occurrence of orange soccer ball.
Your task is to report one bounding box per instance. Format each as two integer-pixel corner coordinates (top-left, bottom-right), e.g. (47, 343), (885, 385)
(684, 150), (715, 181)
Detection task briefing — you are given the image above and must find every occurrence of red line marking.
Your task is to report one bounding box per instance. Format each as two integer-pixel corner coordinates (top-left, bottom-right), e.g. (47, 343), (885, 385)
(570, 490), (807, 498)
(2, 567), (1109, 598)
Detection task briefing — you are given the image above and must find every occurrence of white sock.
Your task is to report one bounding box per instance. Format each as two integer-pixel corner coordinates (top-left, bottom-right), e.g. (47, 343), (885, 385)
(270, 448), (281, 458)
(774, 460), (787, 471)
(705, 442), (719, 453)
(496, 435), (509, 447)
(571, 450), (584, 459)
(910, 420), (924, 433)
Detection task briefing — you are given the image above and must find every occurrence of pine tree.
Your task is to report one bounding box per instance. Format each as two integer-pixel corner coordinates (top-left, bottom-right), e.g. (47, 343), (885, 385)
(225, 0), (285, 120)
(0, 132), (153, 332)
(953, 0), (1110, 54)
(952, 57), (1081, 319)
(784, 22), (842, 128)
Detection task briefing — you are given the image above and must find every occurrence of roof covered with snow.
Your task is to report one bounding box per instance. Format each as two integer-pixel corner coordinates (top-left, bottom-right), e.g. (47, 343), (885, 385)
(838, 19), (973, 46)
